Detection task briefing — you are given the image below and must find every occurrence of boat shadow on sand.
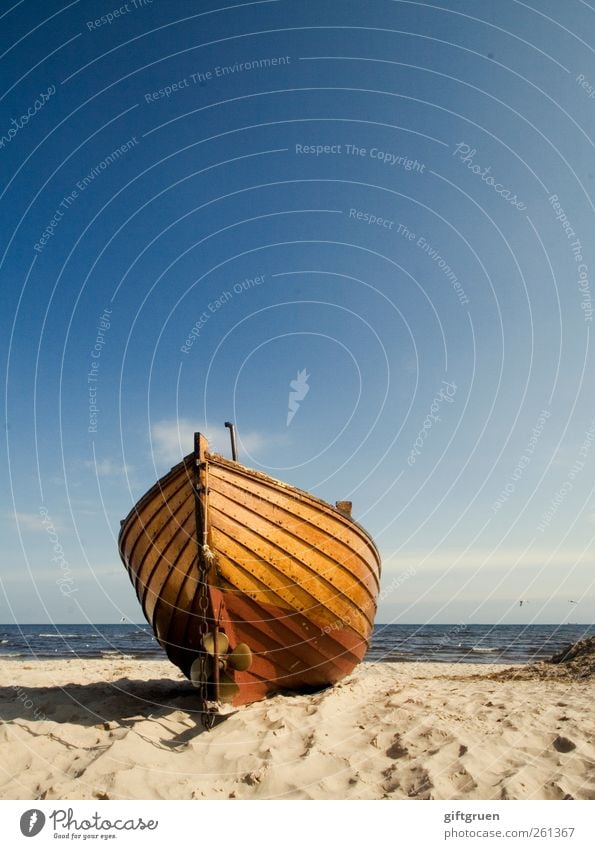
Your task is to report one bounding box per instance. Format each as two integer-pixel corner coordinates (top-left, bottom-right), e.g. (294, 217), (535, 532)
(0, 678), (232, 747)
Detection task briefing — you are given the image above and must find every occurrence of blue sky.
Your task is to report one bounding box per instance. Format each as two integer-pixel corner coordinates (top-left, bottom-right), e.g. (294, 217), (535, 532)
(1, 0), (594, 627)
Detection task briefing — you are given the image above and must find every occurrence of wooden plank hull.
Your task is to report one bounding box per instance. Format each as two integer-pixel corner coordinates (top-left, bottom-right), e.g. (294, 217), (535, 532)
(118, 443), (381, 706)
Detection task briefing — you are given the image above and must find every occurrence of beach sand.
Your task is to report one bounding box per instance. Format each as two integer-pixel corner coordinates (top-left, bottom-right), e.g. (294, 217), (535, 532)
(0, 659), (593, 800)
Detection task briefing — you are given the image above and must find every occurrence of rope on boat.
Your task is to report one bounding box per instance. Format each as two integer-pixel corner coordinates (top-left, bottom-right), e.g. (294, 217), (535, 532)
(193, 433), (217, 730)
(201, 544), (215, 563)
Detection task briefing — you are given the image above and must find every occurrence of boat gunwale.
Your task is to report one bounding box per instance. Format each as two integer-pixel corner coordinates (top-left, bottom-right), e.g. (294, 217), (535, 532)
(118, 451), (382, 570)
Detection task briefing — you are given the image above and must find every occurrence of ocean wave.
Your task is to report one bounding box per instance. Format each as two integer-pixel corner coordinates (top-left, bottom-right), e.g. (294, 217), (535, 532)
(471, 647), (499, 653)
(38, 633), (79, 638)
(100, 650), (135, 659)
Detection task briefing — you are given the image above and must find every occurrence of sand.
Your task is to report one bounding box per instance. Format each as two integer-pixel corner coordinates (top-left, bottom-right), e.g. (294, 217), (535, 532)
(0, 658), (593, 800)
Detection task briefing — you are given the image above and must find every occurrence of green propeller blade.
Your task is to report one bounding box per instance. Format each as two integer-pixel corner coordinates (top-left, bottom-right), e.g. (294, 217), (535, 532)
(201, 631), (229, 656)
(218, 671), (240, 704)
(227, 642), (253, 672)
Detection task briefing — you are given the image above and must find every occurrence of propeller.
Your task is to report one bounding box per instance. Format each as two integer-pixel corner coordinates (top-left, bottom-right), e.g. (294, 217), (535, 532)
(191, 631), (253, 703)
(202, 631), (229, 656)
(218, 671), (240, 704)
(228, 642), (253, 671)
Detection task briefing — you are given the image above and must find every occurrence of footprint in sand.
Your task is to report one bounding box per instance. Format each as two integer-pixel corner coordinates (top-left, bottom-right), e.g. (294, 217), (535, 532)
(454, 767), (477, 792)
(386, 734), (408, 759)
(552, 736), (576, 753)
(403, 766), (432, 798)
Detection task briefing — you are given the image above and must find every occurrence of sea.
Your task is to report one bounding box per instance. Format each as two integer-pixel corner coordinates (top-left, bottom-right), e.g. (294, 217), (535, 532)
(0, 623), (593, 665)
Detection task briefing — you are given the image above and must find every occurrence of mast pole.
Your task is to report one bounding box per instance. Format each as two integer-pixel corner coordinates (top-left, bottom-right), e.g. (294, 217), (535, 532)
(224, 421), (238, 461)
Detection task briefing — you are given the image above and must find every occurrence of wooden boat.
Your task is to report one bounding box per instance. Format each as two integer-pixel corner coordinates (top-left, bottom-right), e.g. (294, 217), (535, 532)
(118, 425), (381, 715)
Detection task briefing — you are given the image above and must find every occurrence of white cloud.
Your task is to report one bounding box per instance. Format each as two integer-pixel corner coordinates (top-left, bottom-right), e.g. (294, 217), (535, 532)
(84, 459), (132, 477)
(150, 418), (267, 466)
(4, 511), (62, 533)
(7, 512), (48, 532)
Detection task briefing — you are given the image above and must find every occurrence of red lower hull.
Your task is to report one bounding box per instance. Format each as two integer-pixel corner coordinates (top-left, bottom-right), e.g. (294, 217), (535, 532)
(157, 585), (368, 706)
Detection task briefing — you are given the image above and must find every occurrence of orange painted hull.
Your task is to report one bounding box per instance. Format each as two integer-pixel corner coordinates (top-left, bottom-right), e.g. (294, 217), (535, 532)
(118, 443), (381, 706)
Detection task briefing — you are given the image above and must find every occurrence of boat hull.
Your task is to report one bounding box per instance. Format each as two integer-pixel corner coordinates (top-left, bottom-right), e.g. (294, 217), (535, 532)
(118, 443), (381, 706)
